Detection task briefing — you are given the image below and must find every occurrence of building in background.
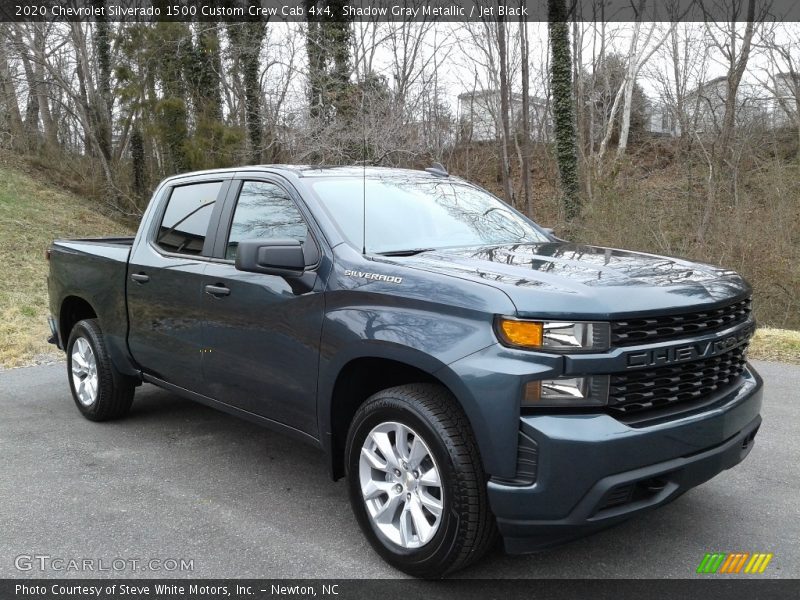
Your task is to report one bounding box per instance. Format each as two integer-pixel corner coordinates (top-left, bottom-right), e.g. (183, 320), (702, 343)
(457, 90), (552, 143)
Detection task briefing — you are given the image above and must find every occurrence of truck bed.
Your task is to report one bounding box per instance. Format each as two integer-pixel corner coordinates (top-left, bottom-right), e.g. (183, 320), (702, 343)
(47, 237), (134, 362)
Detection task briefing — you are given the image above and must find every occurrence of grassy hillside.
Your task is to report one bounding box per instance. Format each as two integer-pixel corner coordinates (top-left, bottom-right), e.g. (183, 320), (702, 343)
(0, 160), (797, 368)
(0, 162), (134, 368)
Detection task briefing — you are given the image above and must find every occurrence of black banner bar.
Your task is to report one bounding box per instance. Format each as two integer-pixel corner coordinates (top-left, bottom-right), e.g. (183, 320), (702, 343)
(3, 579), (800, 600)
(2, 0), (800, 23)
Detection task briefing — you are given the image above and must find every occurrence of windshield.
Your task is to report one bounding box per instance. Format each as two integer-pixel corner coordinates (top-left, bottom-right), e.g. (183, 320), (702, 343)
(309, 176), (549, 254)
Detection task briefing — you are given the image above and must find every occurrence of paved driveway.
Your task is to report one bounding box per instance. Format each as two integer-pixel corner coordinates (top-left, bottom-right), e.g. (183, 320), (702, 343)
(0, 361), (796, 578)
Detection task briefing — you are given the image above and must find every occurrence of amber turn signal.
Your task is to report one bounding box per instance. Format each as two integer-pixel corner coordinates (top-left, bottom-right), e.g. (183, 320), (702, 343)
(496, 318), (543, 348)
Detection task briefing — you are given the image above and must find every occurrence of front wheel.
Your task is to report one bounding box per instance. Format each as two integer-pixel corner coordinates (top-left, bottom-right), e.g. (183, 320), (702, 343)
(345, 384), (497, 578)
(66, 319), (135, 421)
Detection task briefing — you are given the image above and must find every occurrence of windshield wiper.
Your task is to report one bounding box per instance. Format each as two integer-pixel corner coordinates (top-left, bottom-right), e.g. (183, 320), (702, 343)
(376, 248), (436, 257)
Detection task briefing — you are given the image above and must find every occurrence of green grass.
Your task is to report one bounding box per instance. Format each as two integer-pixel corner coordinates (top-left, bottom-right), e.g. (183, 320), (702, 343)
(0, 163), (133, 368)
(750, 328), (800, 365)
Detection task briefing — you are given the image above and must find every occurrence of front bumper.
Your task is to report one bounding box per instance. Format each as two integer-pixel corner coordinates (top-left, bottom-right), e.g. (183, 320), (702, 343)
(489, 365), (763, 553)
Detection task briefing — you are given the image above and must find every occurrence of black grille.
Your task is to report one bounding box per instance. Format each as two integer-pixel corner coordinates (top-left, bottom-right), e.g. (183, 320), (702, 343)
(492, 431), (538, 486)
(608, 345), (748, 415)
(610, 297), (752, 346)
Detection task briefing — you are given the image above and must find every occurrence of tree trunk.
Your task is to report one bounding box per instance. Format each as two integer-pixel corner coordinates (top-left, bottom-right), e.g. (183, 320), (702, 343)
(0, 30), (24, 148)
(32, 27), (58, 149)
(497, 17), (515, 207)
(519, 14), (532, 216)
(16, 43), (41, 147)
(242, 23), (264, 164)
(92, 8), (113, 163)
(548, 0), (581, 220)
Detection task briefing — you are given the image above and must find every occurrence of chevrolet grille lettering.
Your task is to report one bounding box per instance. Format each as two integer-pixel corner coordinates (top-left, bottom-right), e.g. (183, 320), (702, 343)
(625, 323), (753, 368)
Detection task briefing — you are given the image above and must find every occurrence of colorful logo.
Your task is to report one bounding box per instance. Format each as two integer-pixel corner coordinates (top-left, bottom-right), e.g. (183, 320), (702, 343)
(697, 552), (774, 574)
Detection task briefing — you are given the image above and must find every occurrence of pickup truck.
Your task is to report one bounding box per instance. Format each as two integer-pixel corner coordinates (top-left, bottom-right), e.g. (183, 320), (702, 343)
(47, 165), (762, 577)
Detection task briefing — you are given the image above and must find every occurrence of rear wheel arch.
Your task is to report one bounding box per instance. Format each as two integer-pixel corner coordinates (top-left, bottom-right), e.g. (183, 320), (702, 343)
(59, 296), (98, 346)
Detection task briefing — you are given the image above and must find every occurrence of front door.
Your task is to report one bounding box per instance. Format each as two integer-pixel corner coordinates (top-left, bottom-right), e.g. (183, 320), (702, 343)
(200, 178), (326, 435)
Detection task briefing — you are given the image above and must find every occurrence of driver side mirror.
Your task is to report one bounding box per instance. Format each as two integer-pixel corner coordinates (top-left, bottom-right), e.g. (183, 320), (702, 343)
(235, 238), (306, 278)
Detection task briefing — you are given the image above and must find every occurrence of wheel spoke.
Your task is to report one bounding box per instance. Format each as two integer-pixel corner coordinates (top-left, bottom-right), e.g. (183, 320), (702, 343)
(370, 431), (400, 470)
(361, 445), (389, 472)
(72, 352), (86, 370)
(419, 466), (441, 487)
(394, 423), (410, 461)
(361, 479), (394, 501)
(408, 435), (428, 467)
(419, 490), (443, 517)
(86, 377), (96, 400)
(71, 361), (85, 377)
(398, 508), (413, 546)
(373, 492), (403, 525)
(409, 496), (434, 543)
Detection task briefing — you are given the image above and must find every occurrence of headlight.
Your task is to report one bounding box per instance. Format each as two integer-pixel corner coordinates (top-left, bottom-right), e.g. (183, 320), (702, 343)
(496, 317), (610, 352)
(523, 375), (610, 407)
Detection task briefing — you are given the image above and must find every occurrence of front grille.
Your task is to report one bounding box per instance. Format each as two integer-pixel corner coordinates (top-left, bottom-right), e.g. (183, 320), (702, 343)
(607, 345), (748, 415)
(610, 297), (751, 346)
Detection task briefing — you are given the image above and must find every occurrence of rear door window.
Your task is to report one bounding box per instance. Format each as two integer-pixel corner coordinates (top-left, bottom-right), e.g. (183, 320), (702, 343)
(155, 181), (223, 256)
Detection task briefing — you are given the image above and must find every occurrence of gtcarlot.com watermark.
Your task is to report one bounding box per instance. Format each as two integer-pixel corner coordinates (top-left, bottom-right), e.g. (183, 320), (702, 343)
(15, 554), (194, 573)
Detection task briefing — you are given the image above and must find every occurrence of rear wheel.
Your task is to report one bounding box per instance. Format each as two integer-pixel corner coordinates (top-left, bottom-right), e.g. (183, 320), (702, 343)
(345, 384), (497, 578)
(66, 319), (135, 421)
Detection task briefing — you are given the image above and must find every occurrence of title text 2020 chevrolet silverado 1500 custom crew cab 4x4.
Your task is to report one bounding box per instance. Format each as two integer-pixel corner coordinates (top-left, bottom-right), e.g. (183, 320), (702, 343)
(47, 165), (762, 577)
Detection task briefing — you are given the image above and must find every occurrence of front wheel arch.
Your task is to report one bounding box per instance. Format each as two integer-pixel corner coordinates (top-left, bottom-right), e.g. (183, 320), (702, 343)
(326, 355), (446, 480)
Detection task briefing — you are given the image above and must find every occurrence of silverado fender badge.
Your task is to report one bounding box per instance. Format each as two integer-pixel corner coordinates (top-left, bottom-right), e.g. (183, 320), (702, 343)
(344, 269), (403, 284)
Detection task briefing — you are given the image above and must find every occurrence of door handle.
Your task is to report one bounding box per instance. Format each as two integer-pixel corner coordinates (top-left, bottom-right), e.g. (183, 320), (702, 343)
(204, 284), (231, 297)
(130, 273), (150, 283)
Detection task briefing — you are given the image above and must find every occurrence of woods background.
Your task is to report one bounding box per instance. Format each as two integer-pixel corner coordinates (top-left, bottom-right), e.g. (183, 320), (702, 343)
(0, 0), (798, 331)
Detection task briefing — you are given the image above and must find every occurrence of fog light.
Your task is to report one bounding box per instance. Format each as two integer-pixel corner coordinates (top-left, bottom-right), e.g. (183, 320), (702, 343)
(523, 375), (609, 407)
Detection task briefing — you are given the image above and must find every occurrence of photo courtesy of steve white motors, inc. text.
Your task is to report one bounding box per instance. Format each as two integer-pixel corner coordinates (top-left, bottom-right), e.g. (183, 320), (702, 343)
(14, 583), (339, 597)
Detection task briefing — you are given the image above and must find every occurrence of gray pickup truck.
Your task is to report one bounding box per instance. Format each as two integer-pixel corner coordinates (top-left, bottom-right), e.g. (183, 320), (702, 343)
(47, 165), (762, 577)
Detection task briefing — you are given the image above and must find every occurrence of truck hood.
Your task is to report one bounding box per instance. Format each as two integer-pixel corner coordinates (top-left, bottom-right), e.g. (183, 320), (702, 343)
(391, 242), (750, 318)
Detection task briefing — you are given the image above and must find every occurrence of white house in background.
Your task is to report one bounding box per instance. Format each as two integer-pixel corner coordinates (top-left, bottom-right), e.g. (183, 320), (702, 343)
(769, 71), (800, 128)
(457, 90), (552, 143)
(643, 76), (799, 137)
(682, 77), (789, 134)
(645, 101), (678, 136)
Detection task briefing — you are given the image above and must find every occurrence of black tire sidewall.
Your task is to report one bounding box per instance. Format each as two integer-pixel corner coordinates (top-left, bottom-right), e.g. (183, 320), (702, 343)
(345, 395), (464, 576)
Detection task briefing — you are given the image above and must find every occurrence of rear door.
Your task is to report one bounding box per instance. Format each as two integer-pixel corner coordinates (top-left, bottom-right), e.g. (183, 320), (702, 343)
(199, 175), (326, 435)
(127, 176), (230, 391)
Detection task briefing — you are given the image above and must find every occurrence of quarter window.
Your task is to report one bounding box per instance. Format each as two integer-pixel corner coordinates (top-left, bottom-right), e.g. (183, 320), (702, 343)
(225, 181), (309, 260)
(156, 181), (222, 255)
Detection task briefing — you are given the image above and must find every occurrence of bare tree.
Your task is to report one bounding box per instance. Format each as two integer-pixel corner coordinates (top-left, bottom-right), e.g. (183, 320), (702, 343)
(497, 15), (515, 206)
(758, 23), (800, 153)
(0, 24), (24, 149)
(698, 0), (768, 241)
(519, 16), (532, 215)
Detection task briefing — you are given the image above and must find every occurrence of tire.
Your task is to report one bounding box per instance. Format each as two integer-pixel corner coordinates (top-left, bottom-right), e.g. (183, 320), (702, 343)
(66, 318), (135, 421)
(345, 383), (497, 578)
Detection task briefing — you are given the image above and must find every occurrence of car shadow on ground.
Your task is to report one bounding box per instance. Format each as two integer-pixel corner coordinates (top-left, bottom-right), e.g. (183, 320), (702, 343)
(119, 382), (726, 579)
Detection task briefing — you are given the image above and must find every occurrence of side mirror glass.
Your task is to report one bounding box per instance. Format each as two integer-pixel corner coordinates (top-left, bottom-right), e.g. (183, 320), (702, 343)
(235, 238), (306, 278)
